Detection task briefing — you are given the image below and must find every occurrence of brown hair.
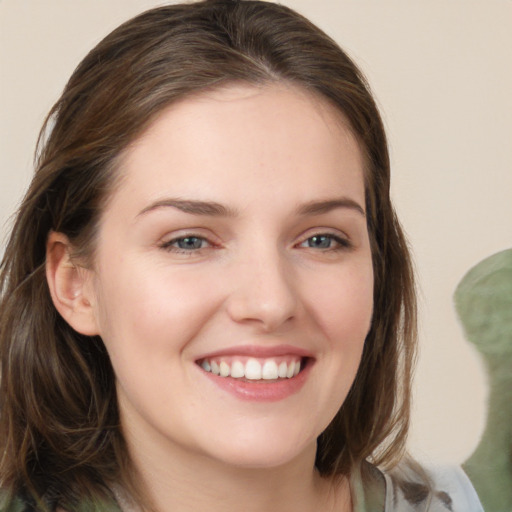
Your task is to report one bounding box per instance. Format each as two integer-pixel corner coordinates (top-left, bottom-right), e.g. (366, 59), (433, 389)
(0, 0), (416, 509)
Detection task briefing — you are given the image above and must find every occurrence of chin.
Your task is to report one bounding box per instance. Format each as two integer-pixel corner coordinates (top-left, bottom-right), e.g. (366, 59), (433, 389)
(212, 446), (312, 471)
(195, 423), (318, 470)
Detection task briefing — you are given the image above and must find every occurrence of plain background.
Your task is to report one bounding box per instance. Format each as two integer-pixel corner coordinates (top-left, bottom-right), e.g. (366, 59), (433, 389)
(1, 0), (511, 465)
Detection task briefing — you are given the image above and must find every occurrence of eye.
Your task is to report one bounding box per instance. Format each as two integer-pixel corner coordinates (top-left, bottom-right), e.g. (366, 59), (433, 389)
(298, 233), (350, 251)
(161, 235), (211, 253)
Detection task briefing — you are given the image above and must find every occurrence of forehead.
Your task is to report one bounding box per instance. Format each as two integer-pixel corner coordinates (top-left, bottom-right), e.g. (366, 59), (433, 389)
(111, 83), (365, 214)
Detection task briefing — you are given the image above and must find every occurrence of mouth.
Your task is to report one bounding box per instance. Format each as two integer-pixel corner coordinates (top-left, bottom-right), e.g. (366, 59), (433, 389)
(194, 347), (314, 402)
(196, 355), (310, 382)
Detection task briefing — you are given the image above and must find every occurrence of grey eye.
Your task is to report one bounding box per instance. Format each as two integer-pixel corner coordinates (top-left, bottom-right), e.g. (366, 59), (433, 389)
(298, 233), (350, 251)
(304, 235), (333, 249)
(174, 237), (206, 250)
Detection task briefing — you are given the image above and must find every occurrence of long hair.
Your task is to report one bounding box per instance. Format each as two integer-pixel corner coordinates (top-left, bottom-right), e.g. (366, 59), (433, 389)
(0, 0), (416, 508)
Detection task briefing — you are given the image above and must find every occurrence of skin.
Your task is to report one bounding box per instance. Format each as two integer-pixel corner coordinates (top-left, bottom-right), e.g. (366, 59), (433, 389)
(47, 83), (374, 512)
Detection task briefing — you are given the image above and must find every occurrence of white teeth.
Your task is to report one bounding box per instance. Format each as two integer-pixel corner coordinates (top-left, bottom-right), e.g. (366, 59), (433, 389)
(245, 358), (262, 380)
(219, 361), (230, 377)
(211, 360), (220, 376)
(262, 360), (279, 380)
(231, 360), (245, 378)
(200, 357), (304, 380)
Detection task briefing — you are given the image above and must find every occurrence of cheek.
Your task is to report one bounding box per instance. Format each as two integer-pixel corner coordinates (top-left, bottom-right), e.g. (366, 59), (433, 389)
(309, 262), (374, 344)
(299, 261), (373, 431)
(92, 259), (222, 362)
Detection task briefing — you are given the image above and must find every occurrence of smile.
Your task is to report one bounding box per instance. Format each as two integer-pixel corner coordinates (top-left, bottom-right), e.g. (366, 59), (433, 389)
(198, 356), (302, 381)
(195, 348), (313, 402)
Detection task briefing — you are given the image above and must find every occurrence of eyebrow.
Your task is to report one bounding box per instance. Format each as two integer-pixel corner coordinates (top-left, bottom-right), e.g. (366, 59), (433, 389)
(137, 196), (365, 219)
(137, 198), (238, 218)
(297, 198), (366, 217)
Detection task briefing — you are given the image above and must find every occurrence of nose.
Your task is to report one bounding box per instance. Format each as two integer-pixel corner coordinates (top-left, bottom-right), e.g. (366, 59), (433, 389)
(225, 247), (298, 332)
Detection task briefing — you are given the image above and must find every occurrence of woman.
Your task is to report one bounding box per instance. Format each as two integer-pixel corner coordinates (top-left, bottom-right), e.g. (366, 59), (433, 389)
(0, 1), (483, 511)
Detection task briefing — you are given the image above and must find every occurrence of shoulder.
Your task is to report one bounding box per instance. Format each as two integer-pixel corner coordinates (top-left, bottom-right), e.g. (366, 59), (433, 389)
(382, 461), (484, 512)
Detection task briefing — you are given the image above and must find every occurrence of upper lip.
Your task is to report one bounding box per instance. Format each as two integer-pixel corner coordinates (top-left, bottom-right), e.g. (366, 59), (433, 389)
(195, 344), (314, 360)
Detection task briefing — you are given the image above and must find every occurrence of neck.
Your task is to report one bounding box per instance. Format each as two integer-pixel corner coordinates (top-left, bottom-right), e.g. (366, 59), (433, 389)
(122, 431), (350, 512)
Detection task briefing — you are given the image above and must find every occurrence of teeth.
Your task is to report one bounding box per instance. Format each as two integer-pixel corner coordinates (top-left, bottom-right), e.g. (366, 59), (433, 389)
(286, 362), (295, 378)
(262, 360), (278, 380)
(200, 356), (304, 380)
(278, 361), (287, 378)
(245, 358), (262, 380)
(219, 361), (230, 377)
(211, 360), (220, 376)
(231, 360), (245, 378)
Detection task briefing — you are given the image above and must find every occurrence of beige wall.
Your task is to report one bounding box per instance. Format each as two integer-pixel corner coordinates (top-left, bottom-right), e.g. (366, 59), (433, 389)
(1, 0), (511, 465)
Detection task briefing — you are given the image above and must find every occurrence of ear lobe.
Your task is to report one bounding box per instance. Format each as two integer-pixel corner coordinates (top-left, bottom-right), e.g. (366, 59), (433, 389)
(46, 231), (99, 336)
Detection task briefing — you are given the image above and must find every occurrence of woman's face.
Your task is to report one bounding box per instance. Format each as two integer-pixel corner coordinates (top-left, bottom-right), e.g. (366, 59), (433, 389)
(86, 84), (374, 470)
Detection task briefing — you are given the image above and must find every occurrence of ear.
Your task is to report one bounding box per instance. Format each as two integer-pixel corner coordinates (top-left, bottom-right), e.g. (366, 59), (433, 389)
(46, 231), (99, 336)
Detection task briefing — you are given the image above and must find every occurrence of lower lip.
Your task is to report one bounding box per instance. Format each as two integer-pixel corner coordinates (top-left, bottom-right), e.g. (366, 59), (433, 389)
(200, 361), (312, 402)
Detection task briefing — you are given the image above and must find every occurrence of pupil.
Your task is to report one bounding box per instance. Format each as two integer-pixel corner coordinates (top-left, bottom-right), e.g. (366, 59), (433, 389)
(179, 237), (202, 249)
(309, 236), (330, 248)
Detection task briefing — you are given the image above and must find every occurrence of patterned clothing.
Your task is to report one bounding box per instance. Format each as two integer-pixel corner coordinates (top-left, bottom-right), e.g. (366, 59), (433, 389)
(354, 462), (484, 512)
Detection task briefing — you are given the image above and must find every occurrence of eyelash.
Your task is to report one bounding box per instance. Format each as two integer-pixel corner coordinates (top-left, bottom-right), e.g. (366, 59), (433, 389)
(159, 232), (351, 254)
(160, 235), (214, 254)
(296, 233), (351, 251)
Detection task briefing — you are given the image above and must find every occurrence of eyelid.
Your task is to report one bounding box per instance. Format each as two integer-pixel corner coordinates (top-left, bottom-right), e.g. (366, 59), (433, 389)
(294, 229), (353, 251)
(157, 227), (353, 254)
(162, 236), (209, 250)
(158, 229), (220, 253)
(296, 227), (350, 242)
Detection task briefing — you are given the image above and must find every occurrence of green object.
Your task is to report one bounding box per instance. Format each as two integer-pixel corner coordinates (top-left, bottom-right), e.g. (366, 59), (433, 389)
(455, 248), (512, 512)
